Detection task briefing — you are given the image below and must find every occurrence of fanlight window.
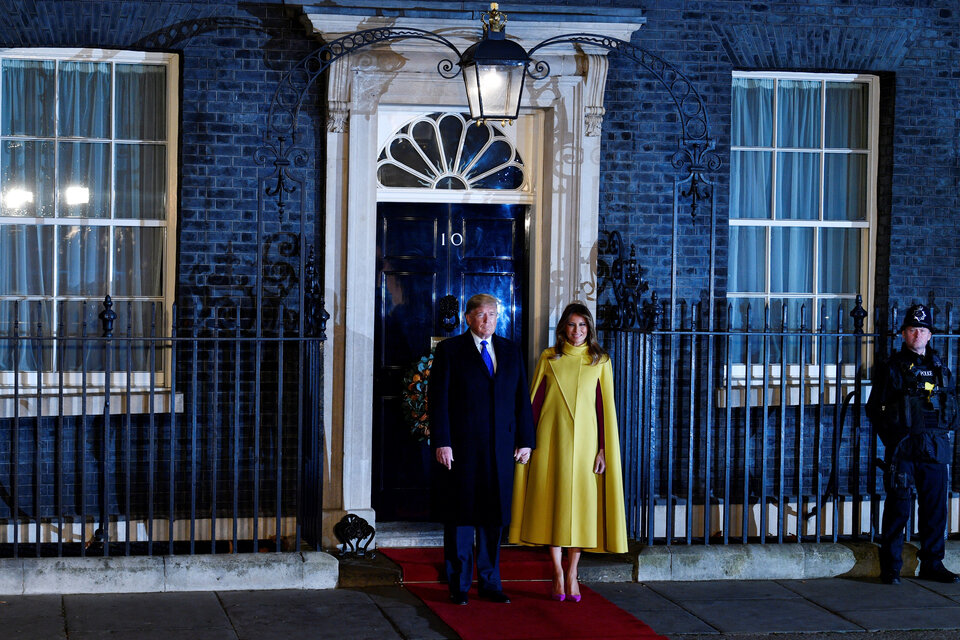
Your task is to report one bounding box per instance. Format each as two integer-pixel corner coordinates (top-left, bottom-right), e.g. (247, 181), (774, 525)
(377, 112), (524, 190)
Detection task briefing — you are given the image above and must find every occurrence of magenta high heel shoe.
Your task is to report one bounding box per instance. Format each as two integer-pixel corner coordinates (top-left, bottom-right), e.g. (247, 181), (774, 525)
(551, 592), (566, 602)
(568, 593), (581, 603)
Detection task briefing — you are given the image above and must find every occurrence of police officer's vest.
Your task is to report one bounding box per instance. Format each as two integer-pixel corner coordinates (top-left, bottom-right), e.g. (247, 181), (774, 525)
(892, 351), (958, 462)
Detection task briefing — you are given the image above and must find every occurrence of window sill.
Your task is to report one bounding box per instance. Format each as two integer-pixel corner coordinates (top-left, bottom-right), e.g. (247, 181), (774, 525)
(0, 388), (183, 418)
(716, 380), (871, 408)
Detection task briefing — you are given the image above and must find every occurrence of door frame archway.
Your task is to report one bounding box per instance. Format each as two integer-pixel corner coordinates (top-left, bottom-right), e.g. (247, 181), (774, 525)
(305, 11), (643, 545)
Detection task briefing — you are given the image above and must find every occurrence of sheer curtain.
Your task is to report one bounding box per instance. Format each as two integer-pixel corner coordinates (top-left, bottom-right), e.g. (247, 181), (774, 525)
(1, 58), (167, 371)
(730, 77), (865, 362)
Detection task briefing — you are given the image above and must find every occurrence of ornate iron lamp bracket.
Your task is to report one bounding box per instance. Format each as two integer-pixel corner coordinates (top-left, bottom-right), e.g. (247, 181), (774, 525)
(527, 34), (721, 219)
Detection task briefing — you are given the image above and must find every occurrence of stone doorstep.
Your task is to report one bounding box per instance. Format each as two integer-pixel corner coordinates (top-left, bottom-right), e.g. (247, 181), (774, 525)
(0, 551), (338, 595)
(635, 540), (960, 582)
(6, 541), (959, 594)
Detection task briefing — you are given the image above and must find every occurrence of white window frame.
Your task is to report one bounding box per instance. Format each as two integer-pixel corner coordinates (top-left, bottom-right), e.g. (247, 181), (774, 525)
(725, 71), (879, 400)
(0, 48), (179, 401)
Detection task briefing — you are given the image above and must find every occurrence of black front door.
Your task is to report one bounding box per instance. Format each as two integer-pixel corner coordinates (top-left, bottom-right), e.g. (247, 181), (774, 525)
(373, 202), (527, 521)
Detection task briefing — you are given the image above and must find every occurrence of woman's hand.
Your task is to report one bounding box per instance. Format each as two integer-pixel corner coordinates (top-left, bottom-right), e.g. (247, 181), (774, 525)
(593, 449), (605, 474)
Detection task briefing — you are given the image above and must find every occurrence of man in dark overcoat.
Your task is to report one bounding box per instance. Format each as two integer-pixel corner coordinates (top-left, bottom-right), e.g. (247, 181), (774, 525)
(429, 293), (535, 605)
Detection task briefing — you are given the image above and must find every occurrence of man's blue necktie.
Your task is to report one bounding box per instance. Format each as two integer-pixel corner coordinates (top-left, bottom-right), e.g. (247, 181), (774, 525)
(480, 340), (494, 376)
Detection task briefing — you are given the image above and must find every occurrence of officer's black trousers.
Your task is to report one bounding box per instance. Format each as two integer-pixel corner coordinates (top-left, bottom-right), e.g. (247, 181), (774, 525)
(879, 459), (948, 574)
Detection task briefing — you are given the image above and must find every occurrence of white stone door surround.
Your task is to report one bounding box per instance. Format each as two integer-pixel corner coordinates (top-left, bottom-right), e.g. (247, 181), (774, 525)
(302, 11), (644, 546)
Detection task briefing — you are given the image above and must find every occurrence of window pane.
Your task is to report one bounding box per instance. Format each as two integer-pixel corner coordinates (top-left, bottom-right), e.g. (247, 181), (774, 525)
(113, 227), (164, 297)
(770, 227), (813, 293)
(115, 143), (166, 219)
(2, 140), (55, 217)
(437, 114), (462, 171)
(819, 228), (861, 294)
(825, 82), (868, 149)
(459, 122), (491, 173)
(471, 165), (523, 189)
(58, 226), (109, 296)
(818, 298), (859, 363)
(730, 150), (771, 219)
(770, 297), (814, 364)
(777, 80), (821, 148)
(728, 297), (764, 364)
(0, 224), (54, 295)
(1, 59), (55, 136)
(58, 142), (111, 218)
(776, 152), (819, 220)
(0, 300), (53, 371)
(113, 300), (164, 370)
(728, 226), (765, 293)
(59, 299), (105, 371)
(115, 64), (167, 140)
(377, 162), (429, 188)
(58, 61), (110, 138)
(388, 138), (433, 178)
(823, 153), (866, 221)
(466, 139), (512, 179)
(732, 77), (773, 147)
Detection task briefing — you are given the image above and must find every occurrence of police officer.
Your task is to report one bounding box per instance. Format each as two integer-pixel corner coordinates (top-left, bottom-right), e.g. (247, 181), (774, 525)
(867, 304), (959, 585)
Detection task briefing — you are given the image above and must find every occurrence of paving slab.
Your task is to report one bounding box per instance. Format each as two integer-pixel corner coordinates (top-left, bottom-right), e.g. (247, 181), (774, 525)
(645, 579), (801, 601)
(63, 591), (232, 633)
(588, 583), (717, 635)
(0, 595), (67, 640)
(675, 597), (862, 634)
(68, 629), (239, 640)
(839, 606), (960, 632)
(905, 576), (960, 599)
(360, 586), (459, 640)
(780, 578), (957, 611)
(218, 588), (402, 639)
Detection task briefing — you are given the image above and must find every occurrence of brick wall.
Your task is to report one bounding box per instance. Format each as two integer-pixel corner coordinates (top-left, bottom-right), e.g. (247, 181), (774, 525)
(0, 0), (323, 329)
(595, 0), (960, 321)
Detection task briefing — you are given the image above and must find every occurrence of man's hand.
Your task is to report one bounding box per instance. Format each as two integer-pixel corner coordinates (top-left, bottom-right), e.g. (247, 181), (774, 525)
(436, 446), (454, 470)
(514, 447), (531, 464)
(593, 449), (606, 474)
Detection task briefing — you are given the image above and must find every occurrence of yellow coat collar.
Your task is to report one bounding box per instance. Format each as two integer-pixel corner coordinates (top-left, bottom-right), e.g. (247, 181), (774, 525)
(547, 343), (589, 418)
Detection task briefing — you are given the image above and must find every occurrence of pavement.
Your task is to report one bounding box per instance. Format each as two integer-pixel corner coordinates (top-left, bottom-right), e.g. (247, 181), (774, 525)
(5, 571), (960, 639)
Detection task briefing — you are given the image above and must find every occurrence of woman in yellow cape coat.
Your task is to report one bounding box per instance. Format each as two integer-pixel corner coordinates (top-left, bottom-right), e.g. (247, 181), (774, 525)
(509, 303), (627, 601)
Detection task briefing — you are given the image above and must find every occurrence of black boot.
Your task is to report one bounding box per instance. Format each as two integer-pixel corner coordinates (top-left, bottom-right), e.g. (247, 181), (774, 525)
(918, 562), (960, 583)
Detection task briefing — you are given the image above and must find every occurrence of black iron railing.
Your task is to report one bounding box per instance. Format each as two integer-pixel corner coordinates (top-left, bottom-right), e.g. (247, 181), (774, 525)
(601, 299), (960, 545)
(0, 298), (324, 557)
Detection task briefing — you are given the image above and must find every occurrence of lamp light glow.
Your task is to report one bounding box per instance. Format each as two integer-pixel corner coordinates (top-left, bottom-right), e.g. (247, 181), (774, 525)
(458, 3), (529, 124)
(64, 185), (90, 205)
(3, 187), (34, 210)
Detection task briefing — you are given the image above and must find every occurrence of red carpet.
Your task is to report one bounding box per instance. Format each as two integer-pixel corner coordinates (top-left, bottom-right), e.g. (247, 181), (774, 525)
(381, 547), (667, 640)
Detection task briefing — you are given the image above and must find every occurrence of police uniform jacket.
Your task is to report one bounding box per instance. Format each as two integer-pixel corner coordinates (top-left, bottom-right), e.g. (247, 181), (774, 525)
(866, 345), (959, 464)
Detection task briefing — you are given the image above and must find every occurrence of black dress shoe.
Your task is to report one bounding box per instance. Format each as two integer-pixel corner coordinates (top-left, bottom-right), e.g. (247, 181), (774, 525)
(880, 573), (901, 585)
(918, 564), (960, 583)
(478, 589), (511, 603)
(449, 591), (468, 605)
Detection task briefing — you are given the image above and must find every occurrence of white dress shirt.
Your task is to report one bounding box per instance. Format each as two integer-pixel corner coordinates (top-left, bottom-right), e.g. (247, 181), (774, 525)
(470, 331), (497, 373)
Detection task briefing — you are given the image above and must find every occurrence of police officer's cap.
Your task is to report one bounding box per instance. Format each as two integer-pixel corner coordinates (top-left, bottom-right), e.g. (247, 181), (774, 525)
(900, 304), (933, 332)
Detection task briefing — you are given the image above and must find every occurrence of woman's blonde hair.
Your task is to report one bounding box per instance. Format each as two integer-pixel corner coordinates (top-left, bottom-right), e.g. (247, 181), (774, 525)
(550, 302), (607, 365)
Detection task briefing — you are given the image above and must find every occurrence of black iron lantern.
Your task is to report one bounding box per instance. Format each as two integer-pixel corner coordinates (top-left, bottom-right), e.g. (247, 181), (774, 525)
(459, 3), (530, 124)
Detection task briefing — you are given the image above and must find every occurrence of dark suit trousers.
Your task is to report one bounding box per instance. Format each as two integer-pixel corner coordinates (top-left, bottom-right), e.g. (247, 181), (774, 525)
(880, 459), (948, 573)
(444, 524), (503, 594)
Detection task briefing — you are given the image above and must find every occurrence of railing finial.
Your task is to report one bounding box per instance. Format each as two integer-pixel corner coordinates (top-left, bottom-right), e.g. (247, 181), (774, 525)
(99, 295), (117, 338)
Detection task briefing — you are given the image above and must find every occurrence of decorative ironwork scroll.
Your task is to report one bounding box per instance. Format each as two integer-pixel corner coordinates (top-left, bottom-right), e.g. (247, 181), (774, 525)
(333, 513), (376, 558)
(596, 230), (660, 331)
(527, 33), (721, 219)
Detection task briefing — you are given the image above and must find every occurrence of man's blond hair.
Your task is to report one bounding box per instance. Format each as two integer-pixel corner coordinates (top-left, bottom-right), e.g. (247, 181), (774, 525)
(465, 293), (500, 315)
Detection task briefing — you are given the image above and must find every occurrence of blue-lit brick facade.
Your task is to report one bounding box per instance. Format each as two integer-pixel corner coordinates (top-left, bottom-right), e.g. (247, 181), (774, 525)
(599, 0), (960, 316)
(0, 0), (957, 542)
